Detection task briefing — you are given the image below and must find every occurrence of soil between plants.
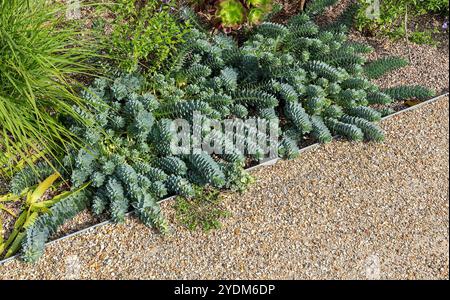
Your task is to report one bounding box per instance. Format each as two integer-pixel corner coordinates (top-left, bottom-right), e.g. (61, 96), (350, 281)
(0, 96), (448, 279)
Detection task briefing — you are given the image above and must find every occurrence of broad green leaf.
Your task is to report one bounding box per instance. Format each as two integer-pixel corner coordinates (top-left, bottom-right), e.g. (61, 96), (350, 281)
(30, 206), (51, 214)
(2, 209), (28, 251)
(23, 212), (39, 229)
(4, 232), (26, 258)
(34, 190), (73, 207)
(0, 193), (20, 202)
(3, 228), (19, 252)
(29, 173), (60, 205)
(30, 182), (90, 212)
(25, 190), (33, 207)
(31, 201), (57, 211)
(0, 216), (4, 254)
(13, 210), (27, 231)
(0, 204), (17, 217)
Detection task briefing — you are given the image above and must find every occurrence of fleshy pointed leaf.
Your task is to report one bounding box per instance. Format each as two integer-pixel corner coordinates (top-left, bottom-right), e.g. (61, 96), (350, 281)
(29, 173), (60, 204)
(0, 204), (17, 217)
(23, 212), (40, 230)
(4, 232), (26, 258)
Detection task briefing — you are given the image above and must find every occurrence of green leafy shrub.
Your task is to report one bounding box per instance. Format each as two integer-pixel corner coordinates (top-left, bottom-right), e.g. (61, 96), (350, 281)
(99, 0), (190, 73)
(15, 69), (255, 260)
(364, 57), (409, 79)
(355, 0), (449, 43)
(168, 5), (432, 152)
(188, 0), (276, 29)
(66, 74), (169, 229)
(0, 0), (99, 175)
(383, 85), (435, 101)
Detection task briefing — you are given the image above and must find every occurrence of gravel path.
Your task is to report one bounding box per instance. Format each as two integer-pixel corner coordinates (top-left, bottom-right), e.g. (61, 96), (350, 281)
(1, 97), (448, 280)
(2, 0), (448, 250)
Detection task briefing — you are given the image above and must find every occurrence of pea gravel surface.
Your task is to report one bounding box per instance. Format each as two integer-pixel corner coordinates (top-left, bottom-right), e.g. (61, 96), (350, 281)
(0, 97), (448, 280)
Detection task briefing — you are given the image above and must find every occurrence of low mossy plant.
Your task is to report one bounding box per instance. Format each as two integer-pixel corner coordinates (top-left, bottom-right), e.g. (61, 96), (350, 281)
(174, 188), (231, 232)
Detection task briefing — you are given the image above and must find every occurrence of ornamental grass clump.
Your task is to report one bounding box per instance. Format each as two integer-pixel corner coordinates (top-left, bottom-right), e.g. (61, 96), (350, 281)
(0, 0), (100, 176)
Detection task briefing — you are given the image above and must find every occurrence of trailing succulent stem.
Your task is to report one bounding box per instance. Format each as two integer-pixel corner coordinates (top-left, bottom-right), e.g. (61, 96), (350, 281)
(364, 57), (409, 79)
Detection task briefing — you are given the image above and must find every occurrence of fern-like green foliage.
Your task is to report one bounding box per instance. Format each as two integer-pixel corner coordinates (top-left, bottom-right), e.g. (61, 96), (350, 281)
(105, 177), (128, 223)
(233, 90), (279, 109)
(325, 118), (364, 141)
(284, 102), (313, 134)
(311, 116), (333, 143)
(157, 100), (212, 120)
(376, 107), (395, 117)
(133, 193), (168, 232)
(67, 8), (432, 214)
(345, 42), (374, 54)
(63, 75), (170, 230)
(150, 119), (176, 157)
(256, 22), (289, 38)
(323, 105), (344, 119)
(341, 78), (377, 91)
(154, 156), (187, 176)
(184, 153), (226, 188)
(346, 106), (382, 122)
(305, 61), (348, 82)
(367, 91), (393, 105)
(279, 135), (300, 159)
(165, 175), (194, 198)
(340, 115), (385, 142)
(364, 57), (409, 79)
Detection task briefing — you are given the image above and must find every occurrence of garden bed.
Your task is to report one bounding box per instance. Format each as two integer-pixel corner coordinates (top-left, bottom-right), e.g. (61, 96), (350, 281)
(2, 26), (448, 248)
(0, 94), (447, 279)
(0, 90), (447, 266)
(0, 0), (449, 262)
